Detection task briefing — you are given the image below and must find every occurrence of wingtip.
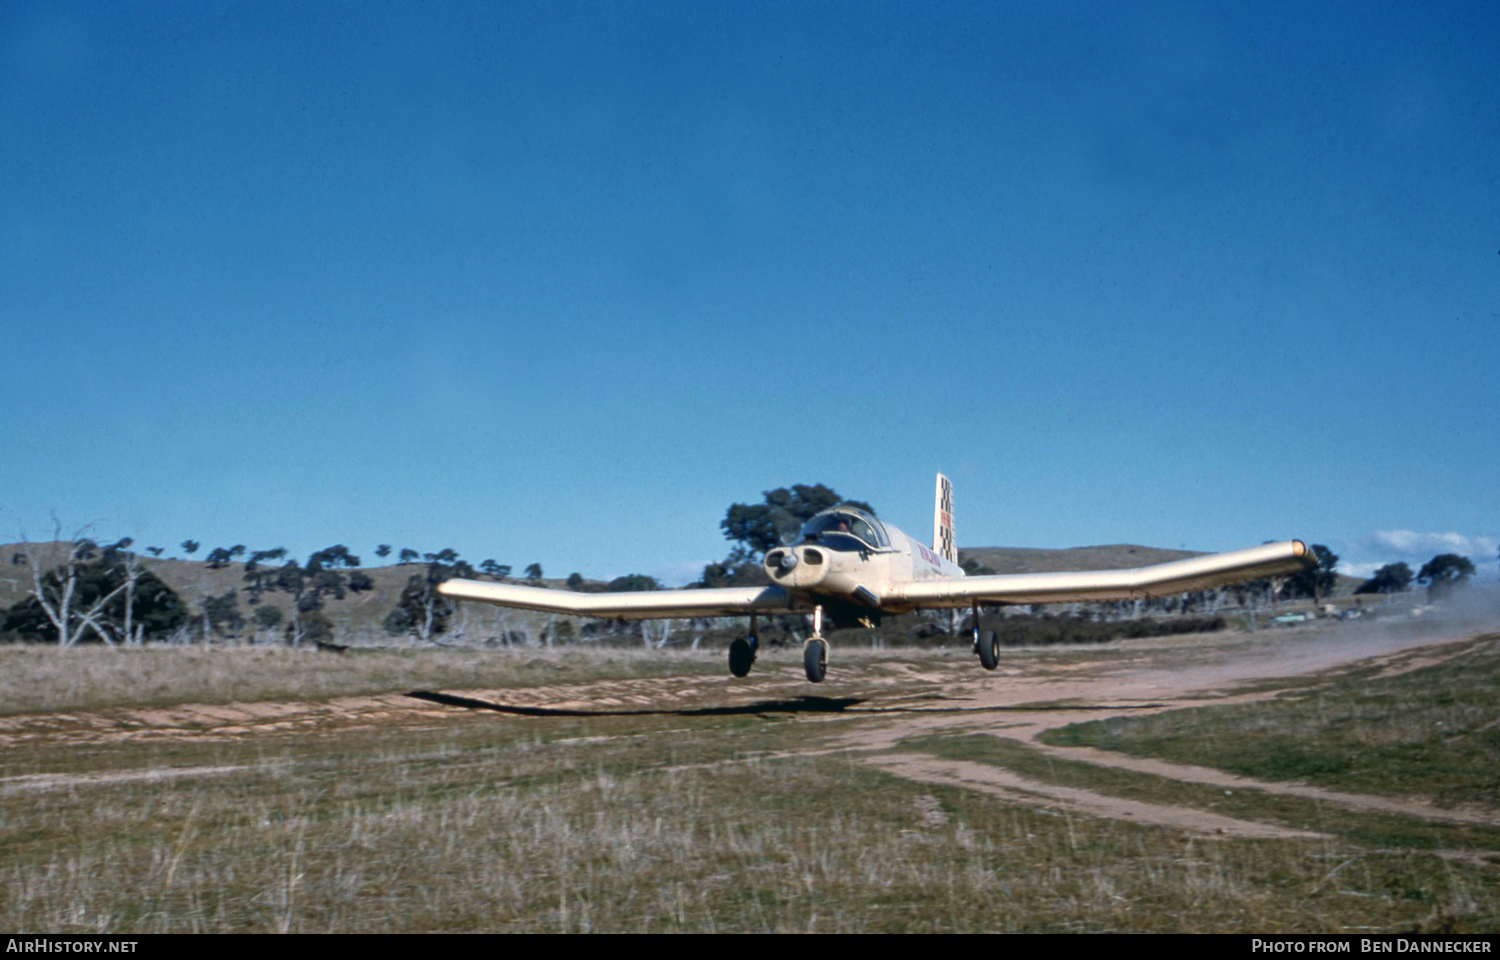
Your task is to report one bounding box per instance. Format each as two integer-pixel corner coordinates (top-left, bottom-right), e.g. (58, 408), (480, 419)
(1290, 540), (1320, 569)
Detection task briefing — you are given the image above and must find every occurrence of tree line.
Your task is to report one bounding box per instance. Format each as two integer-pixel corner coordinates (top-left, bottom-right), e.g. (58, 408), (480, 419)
(2, 498), (1491, 647)
(1, 527), (552, 647)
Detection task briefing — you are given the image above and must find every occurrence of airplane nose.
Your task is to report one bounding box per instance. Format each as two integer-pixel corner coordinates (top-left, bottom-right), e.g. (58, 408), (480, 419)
(765, 546), (826, 586)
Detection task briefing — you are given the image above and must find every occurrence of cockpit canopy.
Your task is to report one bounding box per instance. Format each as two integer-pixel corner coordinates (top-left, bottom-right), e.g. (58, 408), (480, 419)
(797, 508), (889, 550)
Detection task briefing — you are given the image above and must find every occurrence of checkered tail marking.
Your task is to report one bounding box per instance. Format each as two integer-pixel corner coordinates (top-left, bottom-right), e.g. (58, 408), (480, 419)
(933, 473), (956, 564)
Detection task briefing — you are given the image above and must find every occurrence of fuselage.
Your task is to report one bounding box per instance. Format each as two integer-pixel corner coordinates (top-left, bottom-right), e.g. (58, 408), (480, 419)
(762, 507), (963, 619)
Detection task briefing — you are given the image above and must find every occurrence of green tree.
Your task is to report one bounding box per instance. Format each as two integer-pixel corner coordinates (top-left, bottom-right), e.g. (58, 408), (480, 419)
(525, 563), (543, 580)
(375, 544), (392, 559)
(959, 551), (996, 576)
(293, 611), (335, 646)
(308, 545), (361, 571)
(720, 503), (784, 557)
(201, 589), (245, 637)
(706, 483), (877, 586)
(1285, 544), (1338, 604)
(720, 483), (874, 556)
(607, 574), (660, 592)
(252, 604), (282, 641)
(384, 549), (475, 642)
(566, 572), (584, 590)
(180, 540), (200, 558)
(1417, 554), (1475, 596)
(242, 548), (288, 604)
(204, 545), (246, 569)
(4, 538), (186, 645)
(481, 560), (511, 578)
(1355, 562), (1413, 595)
(699, 556), (758, 588)
(252, 546), (372, 645)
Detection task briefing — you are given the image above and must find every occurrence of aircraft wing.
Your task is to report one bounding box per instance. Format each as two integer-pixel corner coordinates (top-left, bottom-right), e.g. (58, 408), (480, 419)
(437, 580), (795, 620)
(883, 540), (1317, 609)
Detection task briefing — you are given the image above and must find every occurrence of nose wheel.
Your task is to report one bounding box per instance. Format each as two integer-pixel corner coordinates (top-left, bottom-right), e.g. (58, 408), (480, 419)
(803, 604), (828, 682)
(803, 638), (828, 682)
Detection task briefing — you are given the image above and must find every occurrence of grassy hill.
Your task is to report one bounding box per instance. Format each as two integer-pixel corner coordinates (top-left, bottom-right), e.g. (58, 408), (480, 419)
(959, 544), (1201, 575)
(0, 543), (593, 643)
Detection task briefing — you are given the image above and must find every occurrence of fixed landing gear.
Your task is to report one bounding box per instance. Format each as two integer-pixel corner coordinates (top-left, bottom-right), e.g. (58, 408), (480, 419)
(976, 629), (999, 670)
(973, 601), (999, 671)
(803, 604), (828, 683)
(803, 639), (828, 683)
(728, 615), (758, 677)
(729, 636), (757, 677)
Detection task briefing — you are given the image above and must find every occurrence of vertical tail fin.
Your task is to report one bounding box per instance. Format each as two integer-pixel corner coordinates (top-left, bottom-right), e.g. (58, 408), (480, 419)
(933, 473), (955, 563)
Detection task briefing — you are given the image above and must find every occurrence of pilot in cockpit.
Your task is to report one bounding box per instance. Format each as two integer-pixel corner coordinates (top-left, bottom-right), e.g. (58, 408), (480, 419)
(803, 512), (880, 548)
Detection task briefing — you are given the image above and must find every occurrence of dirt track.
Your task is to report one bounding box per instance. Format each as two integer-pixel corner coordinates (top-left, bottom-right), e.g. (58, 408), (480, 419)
(2, 621), (1495, 838)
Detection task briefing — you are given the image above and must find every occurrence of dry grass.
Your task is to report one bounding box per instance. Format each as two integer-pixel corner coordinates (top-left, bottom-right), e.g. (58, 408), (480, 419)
(5, 630), (1500, 932)
(0, 642), (999, 717)
(5, 713), (1497, 933)
(906, 733), (1500, 853)
(0, 645), (731, 716)
(1043, 633), (1500, 807)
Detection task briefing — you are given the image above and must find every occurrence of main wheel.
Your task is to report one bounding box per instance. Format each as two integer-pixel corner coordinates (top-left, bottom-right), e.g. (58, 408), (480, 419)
(977, 629), (1000, 671)
(803, 639), (828, 683)
(728, 637), (755, 677)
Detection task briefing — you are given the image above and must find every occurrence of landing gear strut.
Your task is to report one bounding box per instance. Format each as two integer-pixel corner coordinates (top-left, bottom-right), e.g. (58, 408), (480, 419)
(729, 615), (758, 677)
(803, 605), (828, 683)
(973, 601), (999, 671)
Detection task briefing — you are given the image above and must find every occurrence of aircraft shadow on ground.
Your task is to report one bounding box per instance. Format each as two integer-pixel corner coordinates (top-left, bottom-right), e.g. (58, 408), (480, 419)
(406, 690), (1169, 719)
(406, 690), (866, 717)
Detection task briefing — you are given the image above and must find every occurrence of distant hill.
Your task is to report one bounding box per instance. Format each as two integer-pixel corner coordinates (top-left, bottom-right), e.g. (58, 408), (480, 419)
(959, 544), (1202, 575)
(0, 543), (601, 639)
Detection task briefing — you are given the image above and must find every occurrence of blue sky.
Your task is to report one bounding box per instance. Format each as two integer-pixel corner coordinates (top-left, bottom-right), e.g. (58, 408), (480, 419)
(2, 1), (1496, 585)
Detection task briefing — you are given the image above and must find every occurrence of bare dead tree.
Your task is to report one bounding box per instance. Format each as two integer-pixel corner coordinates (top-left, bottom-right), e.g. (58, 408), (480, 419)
(18, 523), (132, 647)
(121, 548), (140, 645)
(540, 613), (562, 648)
(89, 541), (146, 646)
(1269, 575), (1286, 611)
(641, 618), (673, 649)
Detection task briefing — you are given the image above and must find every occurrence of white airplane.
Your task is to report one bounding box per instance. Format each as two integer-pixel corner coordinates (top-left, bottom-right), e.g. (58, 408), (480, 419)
(439, 474), (1316, 683)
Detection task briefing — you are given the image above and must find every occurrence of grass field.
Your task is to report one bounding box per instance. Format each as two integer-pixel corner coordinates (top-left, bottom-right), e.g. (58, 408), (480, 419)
(0, 645), (730, 716)
(906, 732), (1500, 854)
(6, 703), (1495, 932)
(2, 630), (1498, 933)
(1041, 633), (1500, 808)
